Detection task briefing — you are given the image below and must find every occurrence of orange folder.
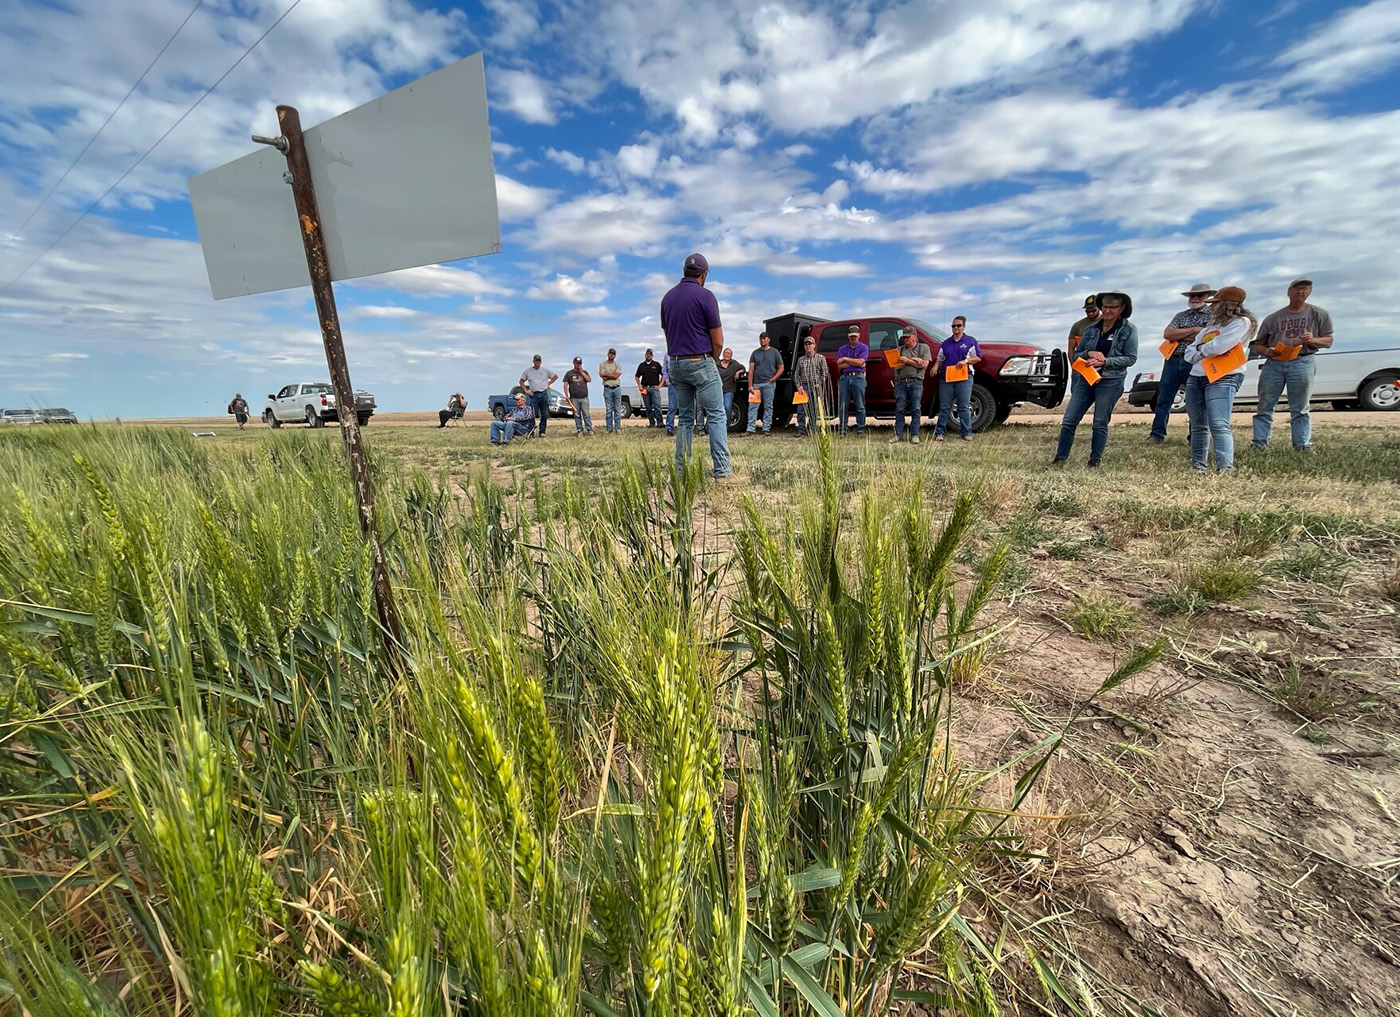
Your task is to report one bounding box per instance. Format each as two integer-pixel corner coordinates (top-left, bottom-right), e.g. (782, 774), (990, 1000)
(1202, 343), (1247, 383)
(1070, 358), (1101, 386)
(1274, 341), (1303, 362)
(944, 362), (970, 383)
(748, 389), (761, 403)
(883, 348), (903, 367)
(1158, 339), (1178, 359)
(792, 389), (809, 405)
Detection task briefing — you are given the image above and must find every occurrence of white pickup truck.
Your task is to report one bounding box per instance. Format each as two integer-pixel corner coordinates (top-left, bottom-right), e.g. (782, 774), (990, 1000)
(1128, 343), (1400, 413)
(263, 382), (377, 428)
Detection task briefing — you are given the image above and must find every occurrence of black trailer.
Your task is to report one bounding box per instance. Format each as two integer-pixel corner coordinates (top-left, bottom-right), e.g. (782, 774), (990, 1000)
(726, 312), (831, 431)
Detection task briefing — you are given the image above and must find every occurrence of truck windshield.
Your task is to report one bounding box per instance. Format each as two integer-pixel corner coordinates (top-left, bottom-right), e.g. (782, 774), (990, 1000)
(912, 319), (950, 342)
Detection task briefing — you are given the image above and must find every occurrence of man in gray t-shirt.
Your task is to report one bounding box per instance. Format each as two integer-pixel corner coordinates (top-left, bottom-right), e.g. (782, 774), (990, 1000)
(1250, 278), (1334, 452)
(746, 332), (785, 434)
(519, 354), (558, 436)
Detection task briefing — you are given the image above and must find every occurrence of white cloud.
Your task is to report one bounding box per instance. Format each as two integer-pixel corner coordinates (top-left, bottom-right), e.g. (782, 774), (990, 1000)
(528, 190), (677, 257)
(494, 68), (558, 124)
(525, 269), (610, 302)
(1275, 0), (1400, 93)
(352, 265), (516, 297)
(545, 147), (588, 173)
(495, 174), (555, 221)
(765, 257), (869, 279)
(617, 143), (659, 178)
(353, 305), (420, 318)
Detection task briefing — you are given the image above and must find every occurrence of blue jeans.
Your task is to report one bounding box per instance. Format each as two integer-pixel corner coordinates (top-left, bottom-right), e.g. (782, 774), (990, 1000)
(1056, 373), (1126, 461)
(894, 379), (923, 438)
(1186, 372), (1243, 471)
(746, 381), (776, 432)
(572, 397), (593, 433)
(795, 392), (827, 434)
(528, 390), (550, 436)
(1150, 355), (1192, 440)
(1253, 356), (1316, 449)
(670, 357), (732, 478)
(935, 378), (973, 437)
(723, 391), (734, 430)
(489, 420), (528, 443)
(602, 387), (622, 431)
(837, 374), (866, 434)
(666, 388), (678, 431)
(642, 389), (661, 426)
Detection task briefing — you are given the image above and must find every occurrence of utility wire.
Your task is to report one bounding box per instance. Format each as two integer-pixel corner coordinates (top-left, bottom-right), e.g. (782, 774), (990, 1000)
(0, 0), (305, 296)
(1, 0), (208, 255)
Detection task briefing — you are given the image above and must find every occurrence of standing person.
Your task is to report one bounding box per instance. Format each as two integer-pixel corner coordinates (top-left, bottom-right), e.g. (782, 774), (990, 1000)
(890, 325), (932, 444)
(662, 354), (679, 436)
(932, 317), (980, 441)
(791, 333), (832, 436)
(489, 392), (535, 444)
(437, 392), (465, 428)
(227, 393), (250, 430)
(658, 252), (732, 479)
(1251, 278), (1334, 452)
(1183, 286), (1256, 474)
(745, 331), (784, 435)
(563, 357), (594, 436)
(520, 354), (557, 438)
(599, 348), (623, 433)
(716, 347), (743, 433)
(1053, 291), (1139, 467)
(834, 324), (869, 436)
(1151, 284), (1215, 444)
(635, 349), (664, 428)
(1067, 295), (1100, 361)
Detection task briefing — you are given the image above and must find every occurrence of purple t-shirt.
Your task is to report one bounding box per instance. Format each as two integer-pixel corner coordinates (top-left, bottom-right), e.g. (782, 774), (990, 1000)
(659, 277), (722, 357)
(938, 335), (981, 373)
(837, 341), (869, 374)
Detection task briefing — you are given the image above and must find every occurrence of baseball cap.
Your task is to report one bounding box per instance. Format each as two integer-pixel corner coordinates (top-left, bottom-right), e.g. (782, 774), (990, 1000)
(1289, 277), (1312, 288)
(899, 325), (917, 336)
(683, 252), (709, 276)
(847, 324), (861, 334)
(533, 354), (542, 361)
(1206, 285), (1246, 303)
(573, 356), (582, 364)
(1083, 294), (1097, 308)
(607, 348), (616, 355)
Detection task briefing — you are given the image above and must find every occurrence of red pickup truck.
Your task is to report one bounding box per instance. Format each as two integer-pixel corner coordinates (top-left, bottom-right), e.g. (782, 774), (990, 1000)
(726, 313), (1067, 432)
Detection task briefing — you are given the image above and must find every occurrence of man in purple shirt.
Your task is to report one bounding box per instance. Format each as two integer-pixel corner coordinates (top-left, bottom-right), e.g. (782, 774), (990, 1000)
(835, 323), (869, 435)
(659, 252), (731, 479)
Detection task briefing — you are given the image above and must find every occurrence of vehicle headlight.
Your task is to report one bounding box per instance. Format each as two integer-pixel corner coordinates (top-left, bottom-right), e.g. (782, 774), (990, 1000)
(999, 356), (1038, 376)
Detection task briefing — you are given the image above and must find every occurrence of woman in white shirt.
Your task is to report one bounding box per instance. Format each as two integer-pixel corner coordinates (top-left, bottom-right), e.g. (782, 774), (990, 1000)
(1182, 285), (1257, 473)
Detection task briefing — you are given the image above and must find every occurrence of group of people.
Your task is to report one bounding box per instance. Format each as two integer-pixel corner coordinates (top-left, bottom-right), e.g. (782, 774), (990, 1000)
(1055, 278), (1333, 472)
(456, 252), (1340, 481)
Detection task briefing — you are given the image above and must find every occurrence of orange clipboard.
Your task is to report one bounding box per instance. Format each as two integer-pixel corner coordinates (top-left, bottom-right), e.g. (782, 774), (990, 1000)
(792, 389), (809, 405)
(882, 348), (903, 367)
(748, 388), (762, 404)
(1070, 358), (1101, 386)
(944, 362), (970, 383)
(1158, 339), (1178, 359)
(1202, 343), (1247, 383)
(1274, 341), (1303, 362)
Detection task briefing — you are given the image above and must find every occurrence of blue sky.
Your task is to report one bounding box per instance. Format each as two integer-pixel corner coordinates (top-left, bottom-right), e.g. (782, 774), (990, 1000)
(2, 0), (1399, 418)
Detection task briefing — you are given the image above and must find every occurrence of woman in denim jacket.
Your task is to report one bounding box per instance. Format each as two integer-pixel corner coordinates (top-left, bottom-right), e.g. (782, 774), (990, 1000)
(1053, 291), (1139, 467)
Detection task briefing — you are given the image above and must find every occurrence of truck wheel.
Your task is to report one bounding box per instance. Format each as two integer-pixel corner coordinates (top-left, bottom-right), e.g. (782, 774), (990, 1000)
(357, 414), (371, 427)
(727, 397), (745, 432)
(621, 399), (634, 419)
(493, 404), (506, 420)
(264, 411), (281, 429)
(969, 383), (998, 432)
(306, 406), (324, 428)
(1357, 374), (1400, 411)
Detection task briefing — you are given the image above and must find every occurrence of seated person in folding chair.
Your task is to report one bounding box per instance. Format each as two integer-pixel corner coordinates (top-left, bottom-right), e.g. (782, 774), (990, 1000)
(438, 393), (466, 428)
(489, 392), (536, 444)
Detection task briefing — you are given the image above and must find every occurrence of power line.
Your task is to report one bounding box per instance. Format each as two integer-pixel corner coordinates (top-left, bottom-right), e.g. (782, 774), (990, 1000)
(0, 0), (305, 296)
(1, 0), (209, 255)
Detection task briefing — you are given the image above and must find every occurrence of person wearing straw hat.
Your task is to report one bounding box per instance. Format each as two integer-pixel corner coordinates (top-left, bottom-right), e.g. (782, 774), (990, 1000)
(1250, 278), (1334, 452)
(1151, 283), (1216, 444)
(1183, 286), (1256, 473)
(1053, 291), (1138, 467)
(1067, 294), (1100, 360)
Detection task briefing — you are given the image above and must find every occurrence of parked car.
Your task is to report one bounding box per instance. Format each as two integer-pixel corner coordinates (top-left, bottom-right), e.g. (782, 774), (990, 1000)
(262, 382), (376, 427)
(1, 408), (41, 425)
(1128, 344), (1400, 413)
(739, 313), (1066, 433)
(38, 407), (78, 424)
(486, 385), (574, 420)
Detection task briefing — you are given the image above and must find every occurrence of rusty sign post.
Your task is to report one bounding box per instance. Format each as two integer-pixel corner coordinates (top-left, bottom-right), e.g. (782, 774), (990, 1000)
(251, 109), (403, 656)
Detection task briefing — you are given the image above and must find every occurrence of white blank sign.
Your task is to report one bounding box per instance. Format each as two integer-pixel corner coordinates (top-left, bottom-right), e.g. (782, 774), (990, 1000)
(189, 52), (500, 299)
